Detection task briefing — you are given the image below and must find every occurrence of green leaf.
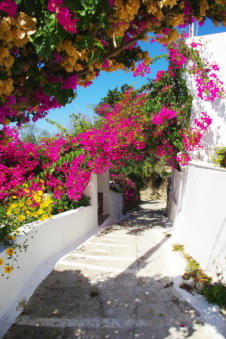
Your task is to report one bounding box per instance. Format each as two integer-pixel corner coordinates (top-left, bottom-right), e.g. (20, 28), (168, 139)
(95, 42), (105, 51)
(64, 0), (83, 11)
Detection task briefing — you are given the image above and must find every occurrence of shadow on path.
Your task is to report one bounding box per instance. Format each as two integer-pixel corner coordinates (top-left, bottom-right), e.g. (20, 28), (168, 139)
(4, 202), (214, 339)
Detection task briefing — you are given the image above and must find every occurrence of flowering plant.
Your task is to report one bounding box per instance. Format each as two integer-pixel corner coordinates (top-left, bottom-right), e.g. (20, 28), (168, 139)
(0, 33), (225, 277)
(0, 185), (53, 276)
(211, 147), (226, 168)
(110, 172), (139, 209)
(1, 36), (224, 209)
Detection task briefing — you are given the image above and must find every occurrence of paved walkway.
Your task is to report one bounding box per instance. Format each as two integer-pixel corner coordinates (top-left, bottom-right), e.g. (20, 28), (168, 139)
(4, 201), (224, 338)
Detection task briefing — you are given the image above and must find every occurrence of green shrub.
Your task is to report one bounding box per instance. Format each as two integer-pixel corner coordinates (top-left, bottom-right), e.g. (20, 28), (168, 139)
(51, 194), (90, 215)
(212, 147), (226, 168)
(172, 243), (184, 252)
(202, 283), (226, 308)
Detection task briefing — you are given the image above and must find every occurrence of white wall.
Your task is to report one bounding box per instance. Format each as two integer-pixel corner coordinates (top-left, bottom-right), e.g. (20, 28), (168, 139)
(0, 172), (123, 337)
(186, 32), (226, 162)
(169, 164), (226, 282)
(169, 33), (226, 283)
(109, 190), (123, 218)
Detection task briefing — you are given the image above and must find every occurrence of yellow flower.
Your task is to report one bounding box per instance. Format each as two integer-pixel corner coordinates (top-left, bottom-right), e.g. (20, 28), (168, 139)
(6, 209), (12, 216)
(18, 215), (25, 222)
(4, 265), (13, 274)
(15, 208), (20, 215)
(37, 209), (44, 215)
(45, 196), (53, 205)
(33, 211), (39, 218)
(8, 235), (15, 241)
(41, 202), (47, 209)
(6, 247), (14, 256)
(19, 201), (24, 207)
(40, 215), (48, 221)
(37, 190), (43, 196)
(12, 196), (17, 199)
(34, 195), (41, 203)
(0, 258), (3, 266)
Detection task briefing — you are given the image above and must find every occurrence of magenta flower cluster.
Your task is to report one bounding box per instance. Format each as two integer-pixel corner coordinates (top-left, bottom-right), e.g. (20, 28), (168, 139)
(47, 0), (79, 34)
(152, 107), (177, 125)
(0, 89), (62, 126)
(0, 127), (39, 200)
(133, 61), (150, 77)
(154, 71), (166, 83)
(0, 0), (17, 17)
(62, 75), (78, 90)
(188, 42), (225, 102)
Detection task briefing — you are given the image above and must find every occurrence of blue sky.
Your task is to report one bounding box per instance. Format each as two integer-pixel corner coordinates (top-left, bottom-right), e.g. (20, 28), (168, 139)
(35, 19), (226, 134)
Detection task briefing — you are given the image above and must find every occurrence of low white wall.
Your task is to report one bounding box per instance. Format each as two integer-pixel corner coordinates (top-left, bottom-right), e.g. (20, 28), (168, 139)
(0, 174), (99, 337)
(0, 171), (124, 337)
(99, 190), (123, 229)
(169, 163), (226, 282)
(109, 190), (123, 218)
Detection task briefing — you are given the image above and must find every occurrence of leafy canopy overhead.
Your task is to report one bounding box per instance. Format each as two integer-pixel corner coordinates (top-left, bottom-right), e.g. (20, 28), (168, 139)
(0, 0), (225, 128)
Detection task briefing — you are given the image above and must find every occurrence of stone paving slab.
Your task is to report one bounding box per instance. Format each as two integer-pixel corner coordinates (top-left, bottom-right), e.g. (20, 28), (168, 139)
(4, 201), (225, 339)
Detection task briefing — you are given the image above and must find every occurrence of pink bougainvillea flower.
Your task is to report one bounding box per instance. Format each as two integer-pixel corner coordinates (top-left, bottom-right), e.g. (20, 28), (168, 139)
(63, 18), (78, 34)
(183, 1), (191, 16)
(152, 107), (177, 125)
(162, 27), (169, 35)
(102, 59), (110, 68)
(62, 75), (78, 90)
(212, 64), (220, 72)
(0, 0), (17, 17)
(176, 152), (190, 166)
(47, 0), (63, 12)
(83, 81), (93, 87)
(198, 20), (205, 27)
(133, 61), (150, 77)
(7, 96), (16, 105)
(56, 6), (78, 33)
(53, 51), (62, 64)
(154, 70), (166, 82)
(108, 0), (114, 7)
(194, 112), (212, 131)
(56, 6), (71, 25)
(152, 114), (164, 125)
(101, 39), (108, 48)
